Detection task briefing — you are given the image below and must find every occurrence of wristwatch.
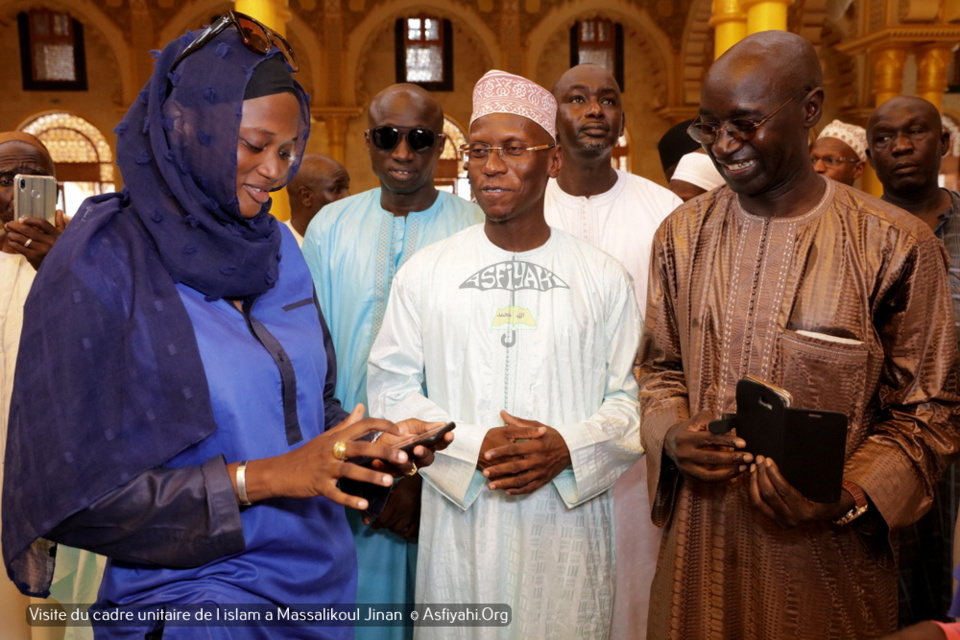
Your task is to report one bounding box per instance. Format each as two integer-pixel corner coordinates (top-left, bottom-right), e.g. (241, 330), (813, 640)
(832, 480), (868, 526)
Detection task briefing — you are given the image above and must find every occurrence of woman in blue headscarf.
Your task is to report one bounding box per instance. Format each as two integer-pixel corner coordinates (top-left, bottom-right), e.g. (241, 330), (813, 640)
(2, 15), (441, 638)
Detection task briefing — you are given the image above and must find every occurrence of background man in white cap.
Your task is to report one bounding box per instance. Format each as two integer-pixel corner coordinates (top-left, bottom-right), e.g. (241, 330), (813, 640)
(810, 119), (867, 186)
(668, 150), (725, 202)
(368, 69), (642, 638)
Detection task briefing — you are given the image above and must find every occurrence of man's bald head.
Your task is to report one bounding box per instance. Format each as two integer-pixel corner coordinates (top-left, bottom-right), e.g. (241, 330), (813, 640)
(365, 83), (445, 202)
(697, 31), (824, 212)
(286, 154), (350, 233)
(368, 83), (444, 133)
(867, 96), (943, 137)
(706, 30), (822, 108)
(0, 132), (55, 178)
(551, 63), (619, 98)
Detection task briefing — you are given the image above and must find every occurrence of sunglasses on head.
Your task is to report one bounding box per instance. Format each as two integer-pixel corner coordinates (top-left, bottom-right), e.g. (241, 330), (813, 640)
(171, 11), (299, 73)
(367, 126), (443, 153)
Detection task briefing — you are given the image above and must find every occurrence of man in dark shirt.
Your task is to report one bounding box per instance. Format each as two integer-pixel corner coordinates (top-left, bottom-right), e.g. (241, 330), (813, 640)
(868, 95), (960, 626)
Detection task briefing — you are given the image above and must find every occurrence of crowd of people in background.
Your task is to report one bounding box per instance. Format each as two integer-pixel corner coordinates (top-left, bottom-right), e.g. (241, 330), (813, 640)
(1, 14), (960, 640)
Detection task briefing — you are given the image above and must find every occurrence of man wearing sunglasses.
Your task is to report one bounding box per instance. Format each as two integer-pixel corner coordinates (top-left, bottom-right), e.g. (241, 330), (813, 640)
(639, 31), (960, 638)
(302, 83), (481, 640)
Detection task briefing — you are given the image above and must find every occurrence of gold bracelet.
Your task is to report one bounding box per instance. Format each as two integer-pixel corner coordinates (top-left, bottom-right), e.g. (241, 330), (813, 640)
(236, 460), (252, 507)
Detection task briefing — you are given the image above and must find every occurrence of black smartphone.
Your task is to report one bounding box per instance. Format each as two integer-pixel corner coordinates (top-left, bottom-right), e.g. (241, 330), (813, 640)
(347, 421), (455, 468)
(390, 421), (455, 455)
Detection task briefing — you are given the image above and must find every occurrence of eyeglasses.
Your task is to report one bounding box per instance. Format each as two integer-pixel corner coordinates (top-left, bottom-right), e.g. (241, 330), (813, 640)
(367, 126), (443, 153)
(459, 142), (556, 162)
(687, 88), (810, 145)
(170, 11), (299, 73)
(810, 154), (860, 168)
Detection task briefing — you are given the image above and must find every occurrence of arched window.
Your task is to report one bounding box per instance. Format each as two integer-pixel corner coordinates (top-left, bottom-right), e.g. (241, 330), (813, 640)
(435, 117), (470, 200)
(21, 113), (114, 217)
(395, 16), (453, 91)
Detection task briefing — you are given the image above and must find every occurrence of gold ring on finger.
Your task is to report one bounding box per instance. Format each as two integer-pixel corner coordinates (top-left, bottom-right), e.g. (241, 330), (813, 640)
(333, 440), (348, 461)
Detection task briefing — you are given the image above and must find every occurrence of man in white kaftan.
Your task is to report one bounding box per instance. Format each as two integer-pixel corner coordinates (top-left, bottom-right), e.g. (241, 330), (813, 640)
(546, 64), (680, 638)
(367, 70), (642, 639)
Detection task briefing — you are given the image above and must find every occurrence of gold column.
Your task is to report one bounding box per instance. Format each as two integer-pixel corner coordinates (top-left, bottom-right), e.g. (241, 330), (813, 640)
(710, 0), (747, 59)
(234, 0), (290, 34)
(742, 0), (789, 33)
(233, 0), (293, 219)
(916, 43), (953, 111)
(863, 46), (909, 198)
(871, 45), (909, 107)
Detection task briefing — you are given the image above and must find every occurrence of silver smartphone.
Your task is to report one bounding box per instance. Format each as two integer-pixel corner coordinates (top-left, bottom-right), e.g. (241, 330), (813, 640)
(14, 174), (58, 223)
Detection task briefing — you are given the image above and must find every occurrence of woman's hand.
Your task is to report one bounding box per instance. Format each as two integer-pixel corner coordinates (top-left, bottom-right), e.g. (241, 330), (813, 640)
(228, 404), (413, 511)
(371, 418), (455, 474)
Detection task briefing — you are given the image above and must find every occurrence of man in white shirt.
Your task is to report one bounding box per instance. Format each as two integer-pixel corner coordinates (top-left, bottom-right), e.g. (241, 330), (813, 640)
(368, 70), (642, 639)
(546, 63), (681, 639)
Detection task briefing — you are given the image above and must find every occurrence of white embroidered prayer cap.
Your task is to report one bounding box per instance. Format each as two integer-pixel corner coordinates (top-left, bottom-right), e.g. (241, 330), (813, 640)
(470, 70), (557, 141)
(817, 119), (867, 162)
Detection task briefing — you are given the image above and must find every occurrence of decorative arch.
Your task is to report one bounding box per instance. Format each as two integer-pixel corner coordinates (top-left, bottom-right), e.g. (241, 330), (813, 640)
(18, 111), (115, 216)
(525, 0), (674, 109)
(345, 0), (499, 107)
(3, 0), (136, 105)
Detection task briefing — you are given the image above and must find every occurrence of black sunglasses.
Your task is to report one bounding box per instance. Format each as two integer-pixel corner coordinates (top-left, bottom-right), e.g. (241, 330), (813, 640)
(367, 126), (443, 153)
(171, 11), (299, 73)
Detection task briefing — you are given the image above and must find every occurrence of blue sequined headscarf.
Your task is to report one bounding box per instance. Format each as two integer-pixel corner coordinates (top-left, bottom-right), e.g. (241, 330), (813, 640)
(121, 28), (309, 298)
(3, 27), (310, 596)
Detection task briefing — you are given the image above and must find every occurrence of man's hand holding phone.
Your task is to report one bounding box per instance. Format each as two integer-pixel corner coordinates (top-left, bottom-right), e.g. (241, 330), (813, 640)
(8, 174), (66, 270)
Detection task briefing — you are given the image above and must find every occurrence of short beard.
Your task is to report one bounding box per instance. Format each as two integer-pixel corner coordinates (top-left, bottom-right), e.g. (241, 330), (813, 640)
(581, 140), (610, 152)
